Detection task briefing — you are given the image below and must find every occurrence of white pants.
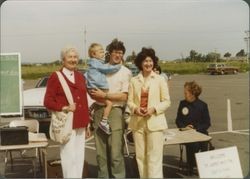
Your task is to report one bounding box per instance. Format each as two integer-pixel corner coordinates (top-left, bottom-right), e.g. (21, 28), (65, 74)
(60, 128), (85, 178)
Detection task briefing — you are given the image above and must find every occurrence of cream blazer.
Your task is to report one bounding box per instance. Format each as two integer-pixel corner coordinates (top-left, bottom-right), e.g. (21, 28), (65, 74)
(127, 72), (171, 131)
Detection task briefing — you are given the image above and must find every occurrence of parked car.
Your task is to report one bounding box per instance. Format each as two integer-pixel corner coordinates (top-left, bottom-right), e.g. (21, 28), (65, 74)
(126, 64), (139, 76)
(23, 76), (49, 119)
(23, 68), (91, 119)
(23, 65), (141, 119)
(206, 63), (239, 75)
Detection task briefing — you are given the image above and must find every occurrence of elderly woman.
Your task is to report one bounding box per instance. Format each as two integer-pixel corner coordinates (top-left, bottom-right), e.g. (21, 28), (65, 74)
(175, 81), (211, 175)
(127, 47), (171, 178)
(44, 47), (90, 178)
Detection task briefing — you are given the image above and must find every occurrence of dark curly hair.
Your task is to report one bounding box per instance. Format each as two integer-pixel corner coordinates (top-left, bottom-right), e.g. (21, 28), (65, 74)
(153, 64), (162, 74)
(184, 81), (202, 98)
(134, 47), (159, 71)
(105, 38), (126, 62)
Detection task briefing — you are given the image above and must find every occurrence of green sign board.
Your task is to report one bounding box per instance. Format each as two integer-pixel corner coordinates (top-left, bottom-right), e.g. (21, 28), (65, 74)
(0, 53), (22, 115)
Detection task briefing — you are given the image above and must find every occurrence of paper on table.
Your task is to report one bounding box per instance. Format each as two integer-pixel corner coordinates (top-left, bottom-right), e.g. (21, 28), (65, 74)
(164, 130), (176, 141)
(29, 132), (48, 142)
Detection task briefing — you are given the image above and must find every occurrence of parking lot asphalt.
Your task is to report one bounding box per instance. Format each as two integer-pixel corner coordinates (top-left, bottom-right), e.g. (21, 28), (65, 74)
(0, 72), (249, 178)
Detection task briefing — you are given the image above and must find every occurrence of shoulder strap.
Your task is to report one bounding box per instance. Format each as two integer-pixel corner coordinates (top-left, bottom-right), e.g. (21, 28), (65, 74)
(55, 71), (74, 105)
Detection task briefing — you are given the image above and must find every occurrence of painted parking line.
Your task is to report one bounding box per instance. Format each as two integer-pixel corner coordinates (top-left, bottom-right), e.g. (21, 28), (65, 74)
(85, 136), (96, 150)
(209, 131), (230, 135)
(86, 135), (94, 142)
(209, 129), (249, 135)
(85, 146), (96, 150)
(231, 131), (249, 135)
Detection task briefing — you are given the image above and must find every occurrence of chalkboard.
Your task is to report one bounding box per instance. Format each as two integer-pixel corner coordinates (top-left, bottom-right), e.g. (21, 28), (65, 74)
(0, 53), (22, 115)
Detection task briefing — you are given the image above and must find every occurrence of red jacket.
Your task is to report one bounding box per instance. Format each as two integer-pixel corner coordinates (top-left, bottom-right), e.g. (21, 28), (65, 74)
(44, 70), (90, 129)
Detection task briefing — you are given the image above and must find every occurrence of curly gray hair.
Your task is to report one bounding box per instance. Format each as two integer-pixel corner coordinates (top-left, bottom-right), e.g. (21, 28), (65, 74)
(60, 46), (79, 61)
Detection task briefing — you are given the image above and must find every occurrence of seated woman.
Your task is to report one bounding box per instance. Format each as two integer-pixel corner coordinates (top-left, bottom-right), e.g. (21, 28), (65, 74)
(175, 81), (211, 175)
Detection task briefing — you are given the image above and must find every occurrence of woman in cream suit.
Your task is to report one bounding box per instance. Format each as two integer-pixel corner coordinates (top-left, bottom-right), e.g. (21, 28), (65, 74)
(127, 47), (171, 178)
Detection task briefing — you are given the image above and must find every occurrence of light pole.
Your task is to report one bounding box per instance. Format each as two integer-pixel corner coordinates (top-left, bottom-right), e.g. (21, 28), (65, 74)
(84, 25), (87, 67)
(244, 30), (250, 64)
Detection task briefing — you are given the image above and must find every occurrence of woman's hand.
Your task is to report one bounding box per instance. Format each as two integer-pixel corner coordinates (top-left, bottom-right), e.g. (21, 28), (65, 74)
(186, 124), (194, 129)
(134, 107), (146, 116)
(143, 107), (156, 117)
(134, 107), (155, 117)
(85, 126), (92, 139)
(62, 103), (76, 112)
(68, 103), (76, 112)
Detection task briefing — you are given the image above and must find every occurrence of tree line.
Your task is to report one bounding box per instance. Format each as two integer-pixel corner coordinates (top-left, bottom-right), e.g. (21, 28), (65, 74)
(126, 49), (247, 63)
(22, 49), (247, 66)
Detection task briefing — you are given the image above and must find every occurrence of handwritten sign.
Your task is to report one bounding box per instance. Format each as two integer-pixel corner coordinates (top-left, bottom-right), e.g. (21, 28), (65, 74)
(195, 146), (243, 178)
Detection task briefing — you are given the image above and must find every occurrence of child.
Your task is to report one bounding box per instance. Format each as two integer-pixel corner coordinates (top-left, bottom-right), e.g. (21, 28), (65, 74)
(85, 43), (121, 135)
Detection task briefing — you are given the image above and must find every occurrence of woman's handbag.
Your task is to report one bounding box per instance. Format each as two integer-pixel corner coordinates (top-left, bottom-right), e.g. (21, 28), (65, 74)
(49, 71), (74, 144)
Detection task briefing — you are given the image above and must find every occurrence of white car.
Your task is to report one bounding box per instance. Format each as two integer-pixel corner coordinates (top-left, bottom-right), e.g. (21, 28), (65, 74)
(23, 76), (50, 119)
(23, 69), (94, 119)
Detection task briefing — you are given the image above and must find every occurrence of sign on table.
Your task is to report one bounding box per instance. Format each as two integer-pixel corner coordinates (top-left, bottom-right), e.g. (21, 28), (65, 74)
(195, 146), (243, 178)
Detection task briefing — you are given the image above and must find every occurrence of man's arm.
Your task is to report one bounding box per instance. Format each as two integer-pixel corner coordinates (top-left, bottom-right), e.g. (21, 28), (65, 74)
(89, 88), (128, 102)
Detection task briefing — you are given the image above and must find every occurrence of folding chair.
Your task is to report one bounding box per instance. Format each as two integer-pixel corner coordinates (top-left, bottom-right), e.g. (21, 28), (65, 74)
(179, 140), (214, 175)
(123, 129), (139, 178)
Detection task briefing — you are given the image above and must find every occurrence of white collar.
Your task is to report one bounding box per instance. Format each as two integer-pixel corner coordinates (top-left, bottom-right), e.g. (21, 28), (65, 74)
(62, 67), (75, 83)
(137, 71), (157, 82)
(62, 67), (74, 76)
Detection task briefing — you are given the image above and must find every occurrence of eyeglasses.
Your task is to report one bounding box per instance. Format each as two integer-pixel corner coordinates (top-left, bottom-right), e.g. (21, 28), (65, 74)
(112, 51), (124, 55)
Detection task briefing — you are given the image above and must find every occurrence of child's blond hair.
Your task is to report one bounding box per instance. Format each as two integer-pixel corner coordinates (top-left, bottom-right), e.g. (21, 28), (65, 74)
(88, 43), (102, 58)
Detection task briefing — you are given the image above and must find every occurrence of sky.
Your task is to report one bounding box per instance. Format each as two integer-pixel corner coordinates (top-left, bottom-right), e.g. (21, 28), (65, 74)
(0, 0), (249, 63)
